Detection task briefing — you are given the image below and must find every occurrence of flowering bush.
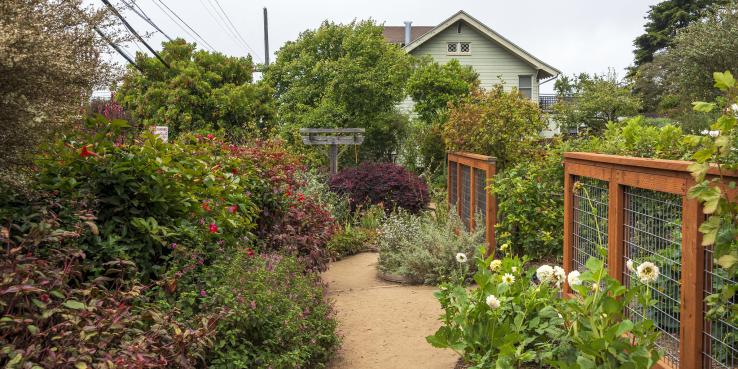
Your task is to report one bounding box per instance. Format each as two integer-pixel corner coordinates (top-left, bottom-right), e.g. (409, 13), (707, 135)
(377, 205), (485, 284)
(330, 162), (430, 214)
(428, 251), (663, 368)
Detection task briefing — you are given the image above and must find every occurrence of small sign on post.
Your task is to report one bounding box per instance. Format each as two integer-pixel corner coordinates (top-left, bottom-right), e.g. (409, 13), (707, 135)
(152, 126), (168, 142)
(299, 128), (365, 174)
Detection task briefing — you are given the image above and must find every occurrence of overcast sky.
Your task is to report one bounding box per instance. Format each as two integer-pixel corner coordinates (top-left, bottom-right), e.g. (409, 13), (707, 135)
(99, 0), (660, 94)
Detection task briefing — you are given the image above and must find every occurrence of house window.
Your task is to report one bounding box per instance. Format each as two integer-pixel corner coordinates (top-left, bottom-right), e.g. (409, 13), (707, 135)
(447, 42), (471, 55)
(518, 75), (532, 99)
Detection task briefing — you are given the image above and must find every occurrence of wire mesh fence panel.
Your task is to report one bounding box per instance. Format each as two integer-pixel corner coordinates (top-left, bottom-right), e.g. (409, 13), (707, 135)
(572, 176), (609, 271)
(474, 168), (487, 227)
(703, 247), (738, 368)
(461, 165), (471, 228)
(449, 161), (457, 207)
(622, 187), (683, 368)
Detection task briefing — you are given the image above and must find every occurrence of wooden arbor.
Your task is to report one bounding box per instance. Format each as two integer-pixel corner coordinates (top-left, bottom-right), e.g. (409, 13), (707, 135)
(300, 128), (365, 174)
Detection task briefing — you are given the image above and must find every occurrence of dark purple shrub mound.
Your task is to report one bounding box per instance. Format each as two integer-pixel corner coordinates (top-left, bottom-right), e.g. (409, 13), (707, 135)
(329, 162), (429, 214)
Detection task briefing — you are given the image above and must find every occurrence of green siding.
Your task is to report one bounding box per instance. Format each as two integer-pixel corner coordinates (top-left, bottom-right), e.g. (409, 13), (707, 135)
(409, 21), (539, 101)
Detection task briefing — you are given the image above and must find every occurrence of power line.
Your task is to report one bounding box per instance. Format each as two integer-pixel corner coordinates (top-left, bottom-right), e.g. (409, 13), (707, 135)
(122, 0), (172, 41)
(94, 26), (143, 73)
(212, 0), (261, 61)
(154, 0), (217, 51)
(200, 0), (251, 56)
(149, 0), (202, 46)
(101, 0), (170, 68)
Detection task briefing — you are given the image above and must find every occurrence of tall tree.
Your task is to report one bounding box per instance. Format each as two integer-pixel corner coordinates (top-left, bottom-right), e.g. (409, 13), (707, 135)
(0, 0), (124, 170)
(633, 2), (738, 128)
(117, 39), (275, 142)
(554, 71), (642, 134)
(632, 0), (730, 67)
(403, 58), (479, 172)
(264, 20), (413, 162)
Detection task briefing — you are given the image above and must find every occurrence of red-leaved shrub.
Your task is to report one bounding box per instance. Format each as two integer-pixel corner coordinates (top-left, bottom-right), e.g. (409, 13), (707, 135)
(0, 226), (220, 368)
(329, 162), (429, 214)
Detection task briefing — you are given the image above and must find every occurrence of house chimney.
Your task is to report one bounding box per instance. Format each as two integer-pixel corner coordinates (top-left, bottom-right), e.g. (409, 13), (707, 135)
(403, 21), (412, 46)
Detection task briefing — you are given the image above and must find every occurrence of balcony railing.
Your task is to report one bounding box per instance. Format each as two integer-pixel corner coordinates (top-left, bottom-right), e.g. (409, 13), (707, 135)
(539, 94), (576, 112)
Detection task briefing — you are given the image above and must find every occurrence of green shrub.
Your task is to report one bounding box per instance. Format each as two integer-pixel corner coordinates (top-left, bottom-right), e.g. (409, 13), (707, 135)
(192, 252), (339, 368)
(490, 146), (564, 260)
(377, 205), (485, 284)
(327, 224), (376, 259)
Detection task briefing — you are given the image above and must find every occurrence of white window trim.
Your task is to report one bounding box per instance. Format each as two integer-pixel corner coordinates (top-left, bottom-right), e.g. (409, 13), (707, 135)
(447, 42), (471, 56)
(518, 74), (533, 99)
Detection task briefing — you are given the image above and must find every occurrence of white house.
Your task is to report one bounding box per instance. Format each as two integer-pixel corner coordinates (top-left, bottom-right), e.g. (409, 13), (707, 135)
(384, 10), (561, 136)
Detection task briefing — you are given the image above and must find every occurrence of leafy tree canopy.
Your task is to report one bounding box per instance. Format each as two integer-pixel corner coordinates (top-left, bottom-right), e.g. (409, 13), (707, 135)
(117, 39), (275, 142)
(633, 3), (738, 120)
(554, 71), (642, 134)
(632, 0), (730, 67)
(406, 57), (479, 124)
(264, 20), (413, 161)
(443, 86), (545, 170)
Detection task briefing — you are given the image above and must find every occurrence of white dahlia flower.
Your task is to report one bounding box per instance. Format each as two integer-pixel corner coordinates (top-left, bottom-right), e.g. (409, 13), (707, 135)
(567, 270), (582, 286)
(455, 253), (468, 263)
(536, 265), (554, 283)
(486, 295), (500, 309)
(636, 262), (659, 284)
(490, 259), (502, 271)
(501, 273), (515, 285)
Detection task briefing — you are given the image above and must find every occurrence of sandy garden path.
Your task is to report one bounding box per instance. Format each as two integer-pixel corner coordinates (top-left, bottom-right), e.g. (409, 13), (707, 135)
(322, 252), (458, 369)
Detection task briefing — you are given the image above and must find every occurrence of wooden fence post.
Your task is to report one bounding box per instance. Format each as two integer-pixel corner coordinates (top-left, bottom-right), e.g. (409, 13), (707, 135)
(607, 176), (624, 283)
(680, 195), (704, 369)
(563, 164), (573, 294)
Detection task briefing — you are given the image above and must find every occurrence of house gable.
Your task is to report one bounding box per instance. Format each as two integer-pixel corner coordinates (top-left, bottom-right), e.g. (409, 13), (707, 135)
(409, 19), (541, 99)
(405, 10), (560, 80)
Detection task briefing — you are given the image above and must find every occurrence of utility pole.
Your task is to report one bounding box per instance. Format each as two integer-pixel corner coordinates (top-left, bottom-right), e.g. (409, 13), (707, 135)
(263, 7), (269, 66)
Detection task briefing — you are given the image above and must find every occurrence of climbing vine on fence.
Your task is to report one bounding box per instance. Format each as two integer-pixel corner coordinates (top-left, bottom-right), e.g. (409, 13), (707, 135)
(686, 71), (738, 327)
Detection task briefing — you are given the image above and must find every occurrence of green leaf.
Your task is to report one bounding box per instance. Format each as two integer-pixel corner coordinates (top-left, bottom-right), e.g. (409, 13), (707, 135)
(714, 71), (736, 91)
(27, 325), (39, 335)
(576, 354), (597, 369)
(699, 216), (721, 246)
(717, 254), (738, 269)
(615, 320), (634, 336)
(692, 101), (716, 112)
(62, 300), (86, 310)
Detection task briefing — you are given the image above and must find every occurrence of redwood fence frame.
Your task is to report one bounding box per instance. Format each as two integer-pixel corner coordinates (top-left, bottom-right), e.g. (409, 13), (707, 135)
(447, 152), (497, 254)
(563, 152), (738, 369)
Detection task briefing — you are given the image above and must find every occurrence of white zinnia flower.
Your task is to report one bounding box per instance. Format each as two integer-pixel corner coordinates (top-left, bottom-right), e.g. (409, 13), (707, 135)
(626, 259), (635, 272)
(536, 265), (554, 283)
(455, 253), (468, 263)
(485, 295), (500, 309)
(489, 259), (502, 271)
(567, 270), (582, 286)
(636, 262), (659, 284)
(501, 273), (515, 285)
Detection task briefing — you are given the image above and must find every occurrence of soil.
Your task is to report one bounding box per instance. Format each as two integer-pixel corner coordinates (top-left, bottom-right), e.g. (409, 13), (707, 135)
(322, 252), (459, 369)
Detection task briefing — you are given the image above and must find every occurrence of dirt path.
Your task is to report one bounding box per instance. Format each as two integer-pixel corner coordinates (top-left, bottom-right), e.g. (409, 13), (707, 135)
(322, 252), (458, 369)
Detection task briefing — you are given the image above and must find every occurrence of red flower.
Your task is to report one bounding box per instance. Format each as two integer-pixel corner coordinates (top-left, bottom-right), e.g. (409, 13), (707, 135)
(202, 201), (211, 212)
(297, 193), (305, 202)
(209, 223), (218, 233)
(246, 248), (254, 256)
(228, 205), (238, 213)
(79, 145), (98, 158)
(206, 133), (215, 140)
(231, 168), (238, 175)
(286, 189), (292, 197)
